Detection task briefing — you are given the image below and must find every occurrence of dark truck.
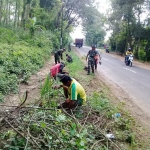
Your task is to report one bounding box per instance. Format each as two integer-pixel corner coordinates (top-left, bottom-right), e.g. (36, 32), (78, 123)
(74, 38), (83, 48)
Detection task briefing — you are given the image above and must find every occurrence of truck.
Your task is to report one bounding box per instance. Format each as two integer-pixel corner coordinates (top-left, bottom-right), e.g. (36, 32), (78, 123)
(74, 38), (83, 48)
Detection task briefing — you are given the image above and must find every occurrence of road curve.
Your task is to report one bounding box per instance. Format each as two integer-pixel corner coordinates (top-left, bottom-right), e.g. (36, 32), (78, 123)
(75, 46), (150, 117)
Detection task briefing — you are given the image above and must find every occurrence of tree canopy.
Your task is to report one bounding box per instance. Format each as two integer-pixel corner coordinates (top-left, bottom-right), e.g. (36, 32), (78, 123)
(107, 0), (150, 61)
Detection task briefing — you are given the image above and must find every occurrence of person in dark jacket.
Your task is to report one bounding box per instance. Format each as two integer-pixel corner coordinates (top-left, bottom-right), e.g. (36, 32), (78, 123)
(54, 48), (66, 64)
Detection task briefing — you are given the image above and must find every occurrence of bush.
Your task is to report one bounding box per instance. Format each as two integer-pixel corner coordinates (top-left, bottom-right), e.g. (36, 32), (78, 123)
(138, 49), (146, 61)
(0, 28), (54, 101)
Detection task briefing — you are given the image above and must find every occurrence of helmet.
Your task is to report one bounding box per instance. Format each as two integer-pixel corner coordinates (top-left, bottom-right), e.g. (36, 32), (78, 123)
(128, 48), (131, 51)
(91, 45), (96, 48)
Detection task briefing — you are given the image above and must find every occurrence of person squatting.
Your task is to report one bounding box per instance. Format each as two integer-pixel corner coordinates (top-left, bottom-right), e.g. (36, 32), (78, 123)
(53, 74), (86, 111)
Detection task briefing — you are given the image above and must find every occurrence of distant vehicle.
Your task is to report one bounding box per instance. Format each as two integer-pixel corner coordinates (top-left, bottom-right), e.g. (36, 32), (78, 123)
(74, 38), (83, 48)
(106, 47), (110, 53)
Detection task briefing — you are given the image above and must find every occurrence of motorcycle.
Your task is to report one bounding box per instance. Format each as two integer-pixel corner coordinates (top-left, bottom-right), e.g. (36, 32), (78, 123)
(106, 48), (109, 53)
(125, 54), (133, 67)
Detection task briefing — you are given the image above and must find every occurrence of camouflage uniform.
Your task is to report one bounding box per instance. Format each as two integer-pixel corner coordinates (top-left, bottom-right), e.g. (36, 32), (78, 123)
(54, 49), (64, 64)
(87, 50), (97, 74)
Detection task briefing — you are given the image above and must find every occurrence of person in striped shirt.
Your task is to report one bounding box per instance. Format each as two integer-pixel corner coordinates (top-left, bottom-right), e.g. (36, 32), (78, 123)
(56, 74), (86, 110)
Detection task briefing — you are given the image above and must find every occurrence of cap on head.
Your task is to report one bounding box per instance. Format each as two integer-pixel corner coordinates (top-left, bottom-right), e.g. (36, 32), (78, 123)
(63, 48), (66, 51)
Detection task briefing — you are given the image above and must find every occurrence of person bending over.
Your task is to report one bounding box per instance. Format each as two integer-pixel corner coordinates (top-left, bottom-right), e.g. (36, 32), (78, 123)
(55, 74), (86, 110)
(54, 48), (66, 64)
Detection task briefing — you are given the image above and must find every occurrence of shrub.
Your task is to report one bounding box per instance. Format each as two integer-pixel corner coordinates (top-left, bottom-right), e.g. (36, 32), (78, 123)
(138, 49), (146, 61)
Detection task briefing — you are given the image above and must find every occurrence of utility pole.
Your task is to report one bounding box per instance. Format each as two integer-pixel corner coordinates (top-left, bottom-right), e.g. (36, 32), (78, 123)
(60, 0), (63, 49)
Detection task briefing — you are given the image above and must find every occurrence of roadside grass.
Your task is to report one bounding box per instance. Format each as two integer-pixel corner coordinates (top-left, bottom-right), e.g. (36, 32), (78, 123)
(0, 47), (149, 149)
(65, 47), (148, 149)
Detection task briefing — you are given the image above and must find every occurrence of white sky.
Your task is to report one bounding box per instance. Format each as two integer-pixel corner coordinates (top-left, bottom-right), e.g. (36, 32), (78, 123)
(70, 0), (111, 41)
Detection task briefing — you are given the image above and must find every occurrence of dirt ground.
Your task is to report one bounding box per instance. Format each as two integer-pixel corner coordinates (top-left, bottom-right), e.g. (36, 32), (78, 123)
(1, 48), (150, 147)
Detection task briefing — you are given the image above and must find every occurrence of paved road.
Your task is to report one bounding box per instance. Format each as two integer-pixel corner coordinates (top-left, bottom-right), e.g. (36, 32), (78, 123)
(75, 46), (150, 116)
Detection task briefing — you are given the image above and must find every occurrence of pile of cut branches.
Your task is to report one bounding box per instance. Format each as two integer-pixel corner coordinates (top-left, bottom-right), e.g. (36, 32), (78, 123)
(0, 76), (123, 150)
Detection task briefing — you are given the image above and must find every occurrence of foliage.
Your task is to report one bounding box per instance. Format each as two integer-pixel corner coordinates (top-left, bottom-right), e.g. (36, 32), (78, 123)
(0, 27), (53, 100)
(0, 48), (146, 149)
(138, 49), (146, 61)
(82, 7), (106, 46)
(106, 0), (150, 61)
(0, 27), (18, 45)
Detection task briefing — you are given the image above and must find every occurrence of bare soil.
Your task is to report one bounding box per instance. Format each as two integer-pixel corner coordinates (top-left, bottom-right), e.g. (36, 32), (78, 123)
(1, 48), (150, 148)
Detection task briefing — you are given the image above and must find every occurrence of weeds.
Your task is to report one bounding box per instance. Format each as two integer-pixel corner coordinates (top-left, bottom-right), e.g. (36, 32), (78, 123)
(0, 48), (146, 149)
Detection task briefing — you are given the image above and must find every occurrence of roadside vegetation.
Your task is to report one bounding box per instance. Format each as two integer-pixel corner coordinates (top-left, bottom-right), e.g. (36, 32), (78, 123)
(107, 0), (150, 62)
(0, 27), (53, 101)
(0, 0), (150, 149)
(0, 48), (150, 149)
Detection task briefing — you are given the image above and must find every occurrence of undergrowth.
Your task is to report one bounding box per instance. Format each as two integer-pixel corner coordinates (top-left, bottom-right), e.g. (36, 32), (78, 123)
(0, 48), (147, 150)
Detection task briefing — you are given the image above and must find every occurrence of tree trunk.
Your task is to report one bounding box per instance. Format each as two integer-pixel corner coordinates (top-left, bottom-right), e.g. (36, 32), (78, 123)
(21, 0), (26, 29)
(14, 0), (18, 28)
(0, 0), (3, 25)
(17, 0), (21, 27)
(5, 0), (9, 27)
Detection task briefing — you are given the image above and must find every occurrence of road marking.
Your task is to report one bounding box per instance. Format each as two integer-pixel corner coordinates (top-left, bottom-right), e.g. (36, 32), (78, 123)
(124, 67), (137, 73)
(103, 58), (109, 61)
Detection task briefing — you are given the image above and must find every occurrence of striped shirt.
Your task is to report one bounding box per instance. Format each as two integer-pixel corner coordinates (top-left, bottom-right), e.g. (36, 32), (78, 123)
(68, 79), (86, 103)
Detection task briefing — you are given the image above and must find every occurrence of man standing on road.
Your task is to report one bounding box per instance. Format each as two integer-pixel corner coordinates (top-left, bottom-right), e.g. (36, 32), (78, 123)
(86, 45), (100, 75)
(54, 48), (66, 64)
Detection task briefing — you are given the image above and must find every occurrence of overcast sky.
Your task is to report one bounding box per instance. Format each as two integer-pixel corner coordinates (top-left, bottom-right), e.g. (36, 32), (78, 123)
(70, 0), (111, 41)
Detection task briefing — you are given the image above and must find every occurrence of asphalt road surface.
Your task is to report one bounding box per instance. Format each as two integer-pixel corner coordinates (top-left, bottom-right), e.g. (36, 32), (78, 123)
(75, 46), (150, 117)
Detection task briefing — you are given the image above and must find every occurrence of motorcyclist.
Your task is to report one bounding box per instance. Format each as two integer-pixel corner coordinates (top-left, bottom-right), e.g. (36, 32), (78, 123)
(106, 46), (109, 53)
(125, 48), (133, 63)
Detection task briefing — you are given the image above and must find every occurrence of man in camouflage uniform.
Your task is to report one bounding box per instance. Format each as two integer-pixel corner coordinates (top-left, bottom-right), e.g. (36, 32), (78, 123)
(86, 45), (98, 75)
(54, 48), (66, 64)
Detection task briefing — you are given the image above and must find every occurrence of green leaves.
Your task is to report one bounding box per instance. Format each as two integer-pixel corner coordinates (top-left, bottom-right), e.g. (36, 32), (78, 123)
(40, 122), (47, 128)
(56, 114), (66, 122)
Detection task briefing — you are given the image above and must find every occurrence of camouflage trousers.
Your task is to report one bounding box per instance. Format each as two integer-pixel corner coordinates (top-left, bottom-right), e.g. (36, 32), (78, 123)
(87, 59), (95, 74)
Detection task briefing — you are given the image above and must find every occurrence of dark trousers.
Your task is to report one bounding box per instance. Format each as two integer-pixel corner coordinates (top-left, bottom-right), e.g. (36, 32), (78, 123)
(125, 55), (129, 62)
(60, 88), (82, 110)
(54, 56), (60, 64)
(61, 101), (77, 110)
(87, 59), (95, 74)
